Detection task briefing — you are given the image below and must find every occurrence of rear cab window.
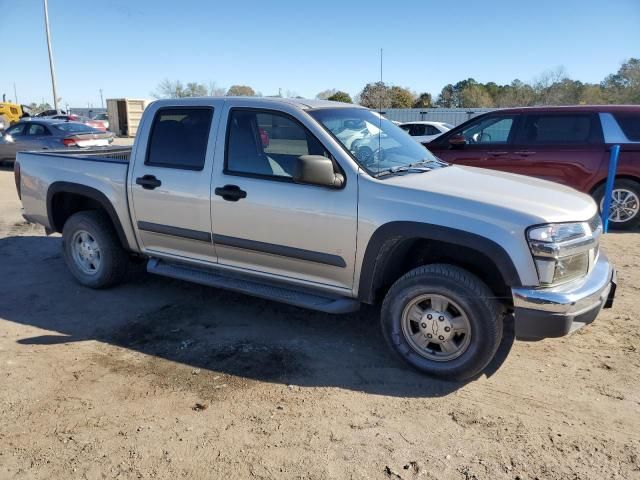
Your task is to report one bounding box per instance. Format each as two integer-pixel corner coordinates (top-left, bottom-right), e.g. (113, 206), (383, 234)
(145, 107), (213, 170)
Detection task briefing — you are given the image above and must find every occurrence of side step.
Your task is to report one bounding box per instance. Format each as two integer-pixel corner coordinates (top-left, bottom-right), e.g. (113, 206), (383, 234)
(147, 258), (360, 314)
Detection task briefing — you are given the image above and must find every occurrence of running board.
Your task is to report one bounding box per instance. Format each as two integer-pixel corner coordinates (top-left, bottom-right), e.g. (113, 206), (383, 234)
(147, 258), (360, 314)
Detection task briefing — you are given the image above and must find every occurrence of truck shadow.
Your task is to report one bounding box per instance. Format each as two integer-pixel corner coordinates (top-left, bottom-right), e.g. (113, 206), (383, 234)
(0, 235), (514, 398)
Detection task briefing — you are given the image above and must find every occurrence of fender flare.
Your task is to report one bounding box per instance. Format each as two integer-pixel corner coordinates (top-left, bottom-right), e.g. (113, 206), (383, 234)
(358, 221), (522, 303)
(46, 181), (130, 249)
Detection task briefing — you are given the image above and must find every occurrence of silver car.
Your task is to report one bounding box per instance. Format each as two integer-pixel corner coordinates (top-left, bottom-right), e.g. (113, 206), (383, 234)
(0, 119), (114, 164)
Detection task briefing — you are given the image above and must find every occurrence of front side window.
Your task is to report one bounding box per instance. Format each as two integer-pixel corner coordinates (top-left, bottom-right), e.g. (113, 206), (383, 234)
(146, 108), (213, 170)
(459, 115), (515, 144)
(521, 114), (599, 144)
(5, 124), (26, 137)
(308, 108), (443, 176)
(226, 109), (328, 178)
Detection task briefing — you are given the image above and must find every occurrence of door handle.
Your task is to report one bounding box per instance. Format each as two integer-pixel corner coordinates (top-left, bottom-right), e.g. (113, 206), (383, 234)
(215, 184), (247, 202)
(136, 174), (162, 190)
(487, 151), (508, 156)
(514, 151), (536, 156)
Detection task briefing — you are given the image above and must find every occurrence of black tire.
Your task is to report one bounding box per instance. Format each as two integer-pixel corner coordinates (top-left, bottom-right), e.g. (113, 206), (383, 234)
(593, 179), (640, 231)
(62, 211), (128, 288)
(381, 264), (503, 381)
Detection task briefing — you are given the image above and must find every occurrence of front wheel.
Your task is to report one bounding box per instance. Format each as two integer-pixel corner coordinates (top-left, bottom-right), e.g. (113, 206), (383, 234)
(594, 179), (640, 230)
(381, 264), (503, 381)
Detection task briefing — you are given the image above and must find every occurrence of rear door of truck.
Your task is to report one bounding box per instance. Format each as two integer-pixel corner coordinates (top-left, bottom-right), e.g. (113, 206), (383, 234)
(128, 99), (223, 264)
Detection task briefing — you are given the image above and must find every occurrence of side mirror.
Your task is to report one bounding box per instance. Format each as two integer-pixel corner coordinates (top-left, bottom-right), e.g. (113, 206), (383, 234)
(293, 155), (344, 188)
(449, 134), (467, 147)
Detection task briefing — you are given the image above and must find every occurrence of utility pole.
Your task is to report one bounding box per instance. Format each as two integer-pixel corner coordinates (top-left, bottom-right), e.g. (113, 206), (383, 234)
(13, 82), (18, 103)
(99, 89), (104, 108)
(43, 0), (59, 111)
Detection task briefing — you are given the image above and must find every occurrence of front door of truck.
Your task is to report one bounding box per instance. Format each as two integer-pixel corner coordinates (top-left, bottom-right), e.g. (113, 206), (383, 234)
(129, 101), (223, 264)
(209, 105), (358, 290)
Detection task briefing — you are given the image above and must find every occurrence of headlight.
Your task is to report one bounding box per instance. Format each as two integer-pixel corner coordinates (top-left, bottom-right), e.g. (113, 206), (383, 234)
(527, 219), (600, 286)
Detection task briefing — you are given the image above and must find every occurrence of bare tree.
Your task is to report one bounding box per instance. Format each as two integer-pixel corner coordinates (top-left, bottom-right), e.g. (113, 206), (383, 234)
(208, 81), (226, 96)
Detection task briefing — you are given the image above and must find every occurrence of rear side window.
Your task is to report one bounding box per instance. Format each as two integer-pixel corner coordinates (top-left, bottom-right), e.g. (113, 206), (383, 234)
(521, 114), (601, 144)
(26, 124), (49, 135)
(613, 113), (640, 141)
(146, 108), (213, 170)
(54, 123), (94, 133)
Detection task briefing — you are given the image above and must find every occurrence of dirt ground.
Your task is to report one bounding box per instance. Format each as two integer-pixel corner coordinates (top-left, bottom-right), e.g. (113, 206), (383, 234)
(0, 166), (639, 480)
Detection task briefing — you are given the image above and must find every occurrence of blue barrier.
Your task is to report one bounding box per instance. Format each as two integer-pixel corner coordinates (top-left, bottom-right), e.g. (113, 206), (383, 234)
(601, 144), (621, 233)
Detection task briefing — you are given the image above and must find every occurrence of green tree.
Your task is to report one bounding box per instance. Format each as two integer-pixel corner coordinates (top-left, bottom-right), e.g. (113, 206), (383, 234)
(459, 84), (494, 108)
(413, 92), (432, 108)
(601, 58), (640, 103)
(316, 89), (338, 100)
(226, 85), (256, 96)
(327, 91), (352, 103)
(390, 86), (415, 108)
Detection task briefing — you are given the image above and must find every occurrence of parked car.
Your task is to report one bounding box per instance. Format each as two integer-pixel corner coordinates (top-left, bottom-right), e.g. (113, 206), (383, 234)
(426, 106), (640, 229)
(51, 115), (108, 131)
(0, 119), (114, 164)
(92, 113), (110, 130)
(15, 97), (615, 380)
(400, 121), (453, 143)
(35, 109), (67, 117)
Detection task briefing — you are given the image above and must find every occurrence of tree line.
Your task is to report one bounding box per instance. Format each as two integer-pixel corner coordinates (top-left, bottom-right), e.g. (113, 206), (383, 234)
(153, 57), (639, 109)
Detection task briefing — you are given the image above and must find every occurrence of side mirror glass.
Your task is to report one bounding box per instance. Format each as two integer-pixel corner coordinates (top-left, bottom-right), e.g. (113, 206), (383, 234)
(449, 134), (467, 147)
(293, 155), (344, 188)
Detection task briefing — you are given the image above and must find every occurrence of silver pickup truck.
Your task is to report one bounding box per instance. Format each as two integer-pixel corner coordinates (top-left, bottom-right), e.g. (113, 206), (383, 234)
(15, 97), (617, 380)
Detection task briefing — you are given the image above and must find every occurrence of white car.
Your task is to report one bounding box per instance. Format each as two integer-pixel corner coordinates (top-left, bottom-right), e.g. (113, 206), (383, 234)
(399, 121), (453, 144)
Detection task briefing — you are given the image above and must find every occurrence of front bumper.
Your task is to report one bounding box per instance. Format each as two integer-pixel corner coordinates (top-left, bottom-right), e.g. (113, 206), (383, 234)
(511, 252), (616, 339)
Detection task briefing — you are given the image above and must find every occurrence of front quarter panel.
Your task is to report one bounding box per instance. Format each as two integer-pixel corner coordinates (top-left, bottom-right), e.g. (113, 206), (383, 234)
(354, 171), (543, 299)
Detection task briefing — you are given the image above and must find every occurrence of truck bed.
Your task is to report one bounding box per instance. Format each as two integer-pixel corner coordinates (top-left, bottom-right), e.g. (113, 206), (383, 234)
(16, 146), (138, 250)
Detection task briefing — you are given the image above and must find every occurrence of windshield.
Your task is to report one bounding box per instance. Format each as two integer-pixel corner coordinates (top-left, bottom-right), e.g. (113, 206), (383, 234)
(308, 108), (443, 176)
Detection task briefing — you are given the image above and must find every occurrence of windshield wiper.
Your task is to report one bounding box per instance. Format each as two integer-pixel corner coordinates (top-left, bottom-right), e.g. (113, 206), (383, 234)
(407, 158), (449, 168)
(373, 165), (430, 178)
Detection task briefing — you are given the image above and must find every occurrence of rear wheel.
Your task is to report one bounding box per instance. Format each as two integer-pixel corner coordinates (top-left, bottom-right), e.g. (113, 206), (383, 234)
(594, 179), (640, 230)
(381, 264), (503, 381)
(62, 211), (128, 288)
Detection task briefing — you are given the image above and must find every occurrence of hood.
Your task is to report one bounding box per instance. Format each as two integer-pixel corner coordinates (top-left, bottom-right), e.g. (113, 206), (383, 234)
(381, 165), (597, 224)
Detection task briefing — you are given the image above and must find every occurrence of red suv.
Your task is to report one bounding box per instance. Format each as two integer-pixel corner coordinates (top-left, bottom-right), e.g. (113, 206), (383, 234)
(426, 106), (640, 229)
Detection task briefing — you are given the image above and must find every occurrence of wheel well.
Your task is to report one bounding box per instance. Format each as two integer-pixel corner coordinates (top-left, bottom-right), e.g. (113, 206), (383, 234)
(369, 237), (512, 307)
(589, 175), (640, 195)
(48, 190), (128, 249)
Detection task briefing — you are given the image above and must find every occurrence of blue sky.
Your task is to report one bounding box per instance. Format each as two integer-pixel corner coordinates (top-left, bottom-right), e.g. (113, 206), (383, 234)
(1, 0), (638, 107)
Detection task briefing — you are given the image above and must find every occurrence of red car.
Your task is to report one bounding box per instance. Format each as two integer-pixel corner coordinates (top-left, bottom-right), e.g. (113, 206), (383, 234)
(51, 114), (108, 131)
(426, 105), (640, 229)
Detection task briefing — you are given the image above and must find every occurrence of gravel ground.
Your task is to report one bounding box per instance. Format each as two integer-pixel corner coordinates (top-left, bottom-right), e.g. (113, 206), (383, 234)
(0, 166), (639, 479)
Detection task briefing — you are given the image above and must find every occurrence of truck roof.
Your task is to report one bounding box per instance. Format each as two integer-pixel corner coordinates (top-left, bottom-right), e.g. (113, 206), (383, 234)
(150, 96), (364, 110)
